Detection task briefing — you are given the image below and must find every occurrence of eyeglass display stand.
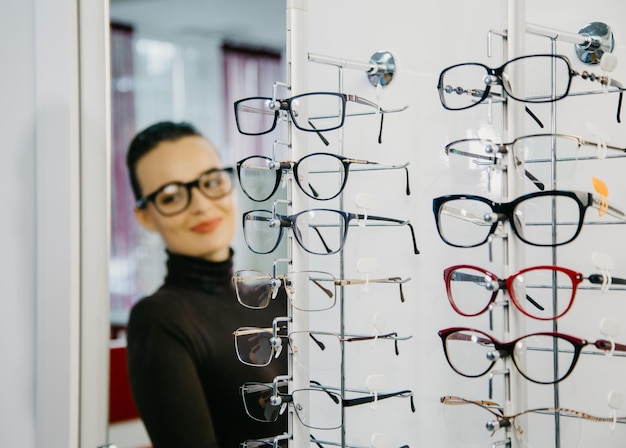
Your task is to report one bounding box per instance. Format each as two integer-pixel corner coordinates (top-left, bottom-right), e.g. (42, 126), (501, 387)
(302, 26), (405, 448)
(287, 2), (311, 448)
(499, 3), (620, 448)
(308, 50), (397, 87)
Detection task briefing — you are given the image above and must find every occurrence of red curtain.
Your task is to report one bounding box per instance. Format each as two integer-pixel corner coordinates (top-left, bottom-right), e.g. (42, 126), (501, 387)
(110, 23), (139, 331)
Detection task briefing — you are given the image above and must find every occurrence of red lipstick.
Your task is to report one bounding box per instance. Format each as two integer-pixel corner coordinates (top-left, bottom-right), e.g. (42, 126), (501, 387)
(191, 218), (222, 233)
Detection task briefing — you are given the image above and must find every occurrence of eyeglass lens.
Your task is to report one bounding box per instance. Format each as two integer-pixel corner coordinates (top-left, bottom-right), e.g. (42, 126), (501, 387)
(441, 329), (578, 384)
(435, 193), (584, 247)
(234, 93), (346, 135)
(237, 153), (349, 201)
(241, 384), (343, 430)
(243, 209), (348, 255)
(151, 169), (233, 216)
(233, 270), (337, 311)
(445, 265), (578, 320)
(234, 329), (276, 366)
(446, 135), (580, 188)
(439, 55), (571, 110)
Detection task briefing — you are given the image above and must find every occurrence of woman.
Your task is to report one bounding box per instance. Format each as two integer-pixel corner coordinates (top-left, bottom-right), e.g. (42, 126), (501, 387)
(125, 121), (287, 447)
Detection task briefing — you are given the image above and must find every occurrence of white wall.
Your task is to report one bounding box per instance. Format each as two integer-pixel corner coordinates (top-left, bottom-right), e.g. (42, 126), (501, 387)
(0, 1), (37, 445)
(1, 1), (109, 447)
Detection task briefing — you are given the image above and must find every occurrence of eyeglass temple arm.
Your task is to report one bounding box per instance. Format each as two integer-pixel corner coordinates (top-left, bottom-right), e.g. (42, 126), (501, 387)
(348, 160), (411, 195)
(452, 86), (545, 128)
(587, 273), (626, 285)
(360, 214), (420, 254)
(590, 194), (626, 220)
(335, 276), (410, 302)
(306, 380), (341, 404)
(594, 338), (626, 353)
(344, 332), (412, 355)
(575, 71), (624, 123)
(512, 155), (545, 190)
(345, 94), (410, 144)
(306, 119), (330, 146)
(342, 390), (415, 412)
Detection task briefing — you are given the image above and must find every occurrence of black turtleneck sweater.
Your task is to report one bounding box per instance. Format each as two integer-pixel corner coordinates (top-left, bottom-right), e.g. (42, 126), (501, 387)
(126, 250), (288, 448)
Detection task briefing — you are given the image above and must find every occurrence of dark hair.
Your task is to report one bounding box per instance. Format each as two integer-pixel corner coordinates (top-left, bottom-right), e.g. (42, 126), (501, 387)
(126, 121), (202, 200)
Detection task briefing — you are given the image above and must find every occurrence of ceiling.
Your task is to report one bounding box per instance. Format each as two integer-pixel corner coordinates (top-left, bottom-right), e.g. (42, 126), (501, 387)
(109, 0), (286, 50)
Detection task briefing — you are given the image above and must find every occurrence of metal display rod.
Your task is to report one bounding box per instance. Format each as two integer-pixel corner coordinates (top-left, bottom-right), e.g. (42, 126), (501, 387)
(526, 21), (615, 64)
(308, 51), (396, 86)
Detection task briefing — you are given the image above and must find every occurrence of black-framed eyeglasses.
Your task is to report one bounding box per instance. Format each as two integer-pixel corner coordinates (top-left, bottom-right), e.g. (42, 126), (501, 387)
(136, 167), (234, 217)
(233, 325), (410, 368)
(240, 381), (414, 430)
(234, 92), (392, 142)
(232, 269), (410, 311)
(243, 208), (419, 255)
(432, 190), (626, 248)
(236, 152), (410, 202)
(445, 133), (626, 192)
(443, 264), (626, 321)
(438, 327), (626, 384)
(440, 395), (626, 446)
(437, 53), (624, 122)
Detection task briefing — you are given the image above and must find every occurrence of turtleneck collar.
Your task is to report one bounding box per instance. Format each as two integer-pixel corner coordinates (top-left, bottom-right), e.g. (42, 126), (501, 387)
(164, 249), (234, 295)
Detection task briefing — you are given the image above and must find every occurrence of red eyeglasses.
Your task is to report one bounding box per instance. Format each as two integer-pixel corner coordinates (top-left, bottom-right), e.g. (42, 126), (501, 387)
(443, 264), (626, 320)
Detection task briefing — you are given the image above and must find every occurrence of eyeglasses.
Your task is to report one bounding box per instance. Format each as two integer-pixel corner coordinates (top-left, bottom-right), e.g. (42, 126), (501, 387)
(240, 381), (414, 430)
(437, 327), (626, 384)
(441, 395), (626, 446)
(432, 190), (626, 248)
(234, 92), (387, 140)
(240, 434), (291, 448)
(243, 208), (419, 255)
(443, 264), (626, 320)
(236, 153), (410, 202)
(437, 54), (624, 122)
(445, 133), (626, 192)
(289, 330), (412, 370)
(233, 326), (410, 368)
(232, 269), (410, 311)
(136, 167), (234, 217)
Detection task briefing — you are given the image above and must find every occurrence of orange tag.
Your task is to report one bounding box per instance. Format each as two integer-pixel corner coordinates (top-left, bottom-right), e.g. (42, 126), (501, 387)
(592, 177), (609, 216)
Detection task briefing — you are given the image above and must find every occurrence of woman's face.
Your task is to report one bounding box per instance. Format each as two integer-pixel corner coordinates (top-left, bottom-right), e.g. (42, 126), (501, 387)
(133, 135), (236, 261)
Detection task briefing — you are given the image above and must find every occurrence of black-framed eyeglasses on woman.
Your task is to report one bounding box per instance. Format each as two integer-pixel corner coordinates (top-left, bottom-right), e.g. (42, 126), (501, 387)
(135, 167), (234, 217)
(432, 190), (626, 248)
(236, 152), (410, 202)
(438, 327), (626, 384)
(243, 208), (419, 255)
(437, 54), (624, 122)
(443, 264), (626, 320)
